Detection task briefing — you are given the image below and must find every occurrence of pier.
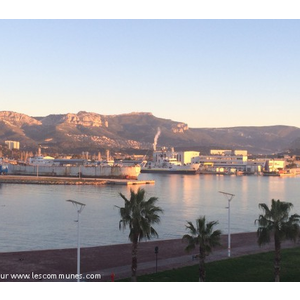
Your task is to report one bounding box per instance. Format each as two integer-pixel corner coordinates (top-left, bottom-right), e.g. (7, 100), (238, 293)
(0, 175), (155, 186)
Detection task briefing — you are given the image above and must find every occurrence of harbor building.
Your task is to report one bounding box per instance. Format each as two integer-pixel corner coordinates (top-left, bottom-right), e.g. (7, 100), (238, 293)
(28, 156), (56, 165)
(5, 140), (20, 150)
(191, 149), (262, 174)
(177, 151), (201, 165)
(192, 150), (248, 167)
(264, 158), (286, 172)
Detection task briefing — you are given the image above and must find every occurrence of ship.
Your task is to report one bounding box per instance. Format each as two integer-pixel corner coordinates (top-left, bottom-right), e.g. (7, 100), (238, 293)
(5, 156), (141, 180)
(141, 161), (199, 174)
(262, 160), (280, 176)
(262, 170), (280, 176)
(141, 147), (200, 174)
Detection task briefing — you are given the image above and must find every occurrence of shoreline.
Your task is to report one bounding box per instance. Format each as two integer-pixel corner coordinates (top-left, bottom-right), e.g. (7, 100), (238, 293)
(0, 232), (299, 282)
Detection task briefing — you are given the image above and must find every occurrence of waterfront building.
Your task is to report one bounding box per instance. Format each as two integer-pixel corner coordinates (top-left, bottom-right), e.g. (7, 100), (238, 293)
(264, 158), (286, 172)
(28, 156), (55, 165)
(5, 140), (20, 150)
(192, 151), (247, 168)
(191, 149), (263, 174)
(177, 151), (200, 165)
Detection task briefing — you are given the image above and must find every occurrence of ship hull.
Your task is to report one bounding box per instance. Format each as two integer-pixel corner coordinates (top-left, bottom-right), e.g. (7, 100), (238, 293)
(141, 168), (197, 175)
(7, 164), (141, 180)
(262, 171), (280, 176)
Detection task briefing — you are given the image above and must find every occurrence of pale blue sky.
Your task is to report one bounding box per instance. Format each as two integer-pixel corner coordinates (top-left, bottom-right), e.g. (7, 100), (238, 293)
(1, 19), (300, 128)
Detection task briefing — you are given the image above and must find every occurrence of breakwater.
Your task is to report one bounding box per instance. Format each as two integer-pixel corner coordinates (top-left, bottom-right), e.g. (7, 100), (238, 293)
(0, 175), (155, 185)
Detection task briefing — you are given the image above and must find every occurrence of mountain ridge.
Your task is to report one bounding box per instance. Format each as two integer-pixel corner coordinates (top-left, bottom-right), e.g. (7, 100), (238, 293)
(1, 110), (300, 154)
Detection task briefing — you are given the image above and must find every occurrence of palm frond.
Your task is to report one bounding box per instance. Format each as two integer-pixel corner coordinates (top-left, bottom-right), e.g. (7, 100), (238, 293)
(185, 221), (197, 235)
(116, 188), (162, 243)
(256, 199), (300, 246)
(182, 234), (197, 252)
(183, 216), (221, 255)
(119, 192), (130, 203)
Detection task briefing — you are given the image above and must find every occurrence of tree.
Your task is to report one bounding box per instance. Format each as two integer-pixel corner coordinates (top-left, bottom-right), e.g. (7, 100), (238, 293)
(182, 216), (222, 282)
(256, 199), (300, 282)
(116, 188), (163, 281)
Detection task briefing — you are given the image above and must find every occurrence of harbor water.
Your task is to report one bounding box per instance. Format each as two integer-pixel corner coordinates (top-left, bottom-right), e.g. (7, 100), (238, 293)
(0, 173), (300, 252)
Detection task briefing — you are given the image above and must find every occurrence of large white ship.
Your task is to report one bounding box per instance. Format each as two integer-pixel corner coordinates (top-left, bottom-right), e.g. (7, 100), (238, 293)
(141, 147), (200, 174)
(6, 156), (141, 180)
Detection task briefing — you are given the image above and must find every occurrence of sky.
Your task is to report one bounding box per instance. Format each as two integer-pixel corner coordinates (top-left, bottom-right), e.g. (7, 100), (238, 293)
(1, 7), (300, 129)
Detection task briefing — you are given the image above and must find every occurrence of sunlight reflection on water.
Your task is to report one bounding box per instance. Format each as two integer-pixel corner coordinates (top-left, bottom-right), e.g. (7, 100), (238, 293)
(0, 173), (299, 252)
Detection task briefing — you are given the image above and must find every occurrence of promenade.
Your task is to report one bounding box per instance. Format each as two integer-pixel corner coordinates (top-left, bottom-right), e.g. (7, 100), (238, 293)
(0, 232), (298, 282)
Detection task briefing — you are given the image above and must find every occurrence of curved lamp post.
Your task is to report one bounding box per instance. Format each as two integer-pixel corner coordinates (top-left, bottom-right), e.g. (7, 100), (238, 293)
(67, 199), (86, 282)
(219, 191), (235, 258)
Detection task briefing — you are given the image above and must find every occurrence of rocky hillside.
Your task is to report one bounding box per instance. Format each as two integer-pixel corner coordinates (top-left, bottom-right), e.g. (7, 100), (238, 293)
(1, 110), (300, 154)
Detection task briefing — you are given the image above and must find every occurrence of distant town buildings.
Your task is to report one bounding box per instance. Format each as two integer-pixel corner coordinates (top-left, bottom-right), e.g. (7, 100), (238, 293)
(1, 138), (300, 177)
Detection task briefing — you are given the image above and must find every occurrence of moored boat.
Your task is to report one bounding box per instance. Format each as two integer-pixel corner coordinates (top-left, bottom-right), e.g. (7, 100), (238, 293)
(141, 146), (200, 175)
(279, 169), (297, 177)
(262, 170), (280, 176)
(7, 162), (141, 180)
(141, 163), (198, 174)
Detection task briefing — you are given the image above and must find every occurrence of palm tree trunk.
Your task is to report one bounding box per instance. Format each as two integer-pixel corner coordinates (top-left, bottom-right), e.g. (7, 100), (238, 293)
(274, 233), (281, 282)
(131, 241), (138, 282)
(199, 247), (206, 282)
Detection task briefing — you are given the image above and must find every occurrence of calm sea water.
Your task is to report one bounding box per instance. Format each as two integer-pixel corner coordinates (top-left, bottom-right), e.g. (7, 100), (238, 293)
(0, 173), (300, 252)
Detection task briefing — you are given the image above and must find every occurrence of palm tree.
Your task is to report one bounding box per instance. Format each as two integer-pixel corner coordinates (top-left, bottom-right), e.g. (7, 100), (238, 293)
(256, 199), (300, 282)
(116, 188), (163, 281)
(182, 216), (222, 282)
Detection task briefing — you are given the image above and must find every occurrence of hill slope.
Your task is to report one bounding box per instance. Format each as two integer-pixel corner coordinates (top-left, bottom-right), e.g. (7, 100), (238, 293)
(1, 111), (300, 154)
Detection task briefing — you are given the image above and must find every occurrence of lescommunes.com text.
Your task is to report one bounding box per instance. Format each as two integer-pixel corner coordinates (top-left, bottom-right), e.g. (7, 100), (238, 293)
(0, 272), (102, 281)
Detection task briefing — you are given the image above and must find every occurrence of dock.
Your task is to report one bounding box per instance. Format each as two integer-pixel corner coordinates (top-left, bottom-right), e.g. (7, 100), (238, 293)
(0, 175), (155, 186)
(106, 179), (155, 185)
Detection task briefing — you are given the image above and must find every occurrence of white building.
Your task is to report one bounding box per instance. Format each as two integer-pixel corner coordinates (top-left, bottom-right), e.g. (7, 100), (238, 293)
(264, 159), (286, 172)
(234, 150), (248, 156)
(210, 149), (248, 156)
(191, 149), (253, 173)
(177, 151), (200, 164)
(192, 154), (248, 167)
(5, 140), (20, 150)
(210, 149), (232, 155)
(28, 156), (55, 165)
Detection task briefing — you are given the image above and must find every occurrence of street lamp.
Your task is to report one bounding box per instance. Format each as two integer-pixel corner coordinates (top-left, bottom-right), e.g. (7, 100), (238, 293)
(67, 199), (86, 282)
(219, 191), (235, 258)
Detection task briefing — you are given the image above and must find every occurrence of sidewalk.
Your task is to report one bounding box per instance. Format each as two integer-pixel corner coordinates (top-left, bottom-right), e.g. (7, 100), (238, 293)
(84, 231), (299, 281)
(0, 232), (298, 282)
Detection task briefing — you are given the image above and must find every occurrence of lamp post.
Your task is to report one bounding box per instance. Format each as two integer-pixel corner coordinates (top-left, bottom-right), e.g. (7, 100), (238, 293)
(219, 191), (235, 258)
(67, 199), (86, 282)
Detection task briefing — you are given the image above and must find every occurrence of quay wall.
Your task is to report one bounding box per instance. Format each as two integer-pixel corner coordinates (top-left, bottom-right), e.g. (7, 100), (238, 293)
(7, 164), (141, 180)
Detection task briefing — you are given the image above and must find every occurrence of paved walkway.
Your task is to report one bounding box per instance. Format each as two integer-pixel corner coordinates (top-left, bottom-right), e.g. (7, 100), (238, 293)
(0, 232), (298, 282)
(93, 232), (299, 281)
